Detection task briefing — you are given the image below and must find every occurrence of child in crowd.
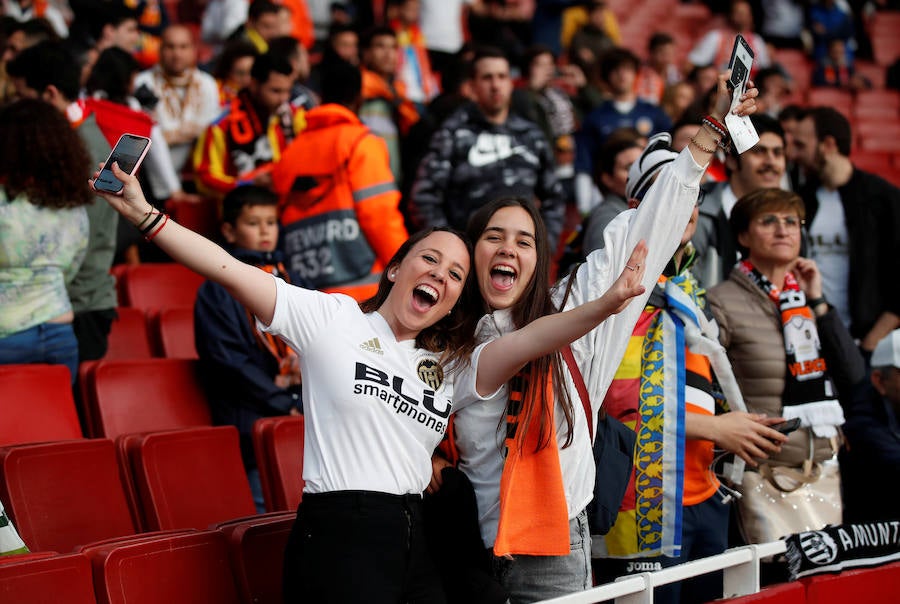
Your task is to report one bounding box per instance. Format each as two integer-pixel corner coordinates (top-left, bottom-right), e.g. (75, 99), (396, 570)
(193, 184), (303, 512)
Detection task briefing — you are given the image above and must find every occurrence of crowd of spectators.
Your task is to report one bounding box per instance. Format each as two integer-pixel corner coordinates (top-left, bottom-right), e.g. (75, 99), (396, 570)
(1, 0), (900, 602)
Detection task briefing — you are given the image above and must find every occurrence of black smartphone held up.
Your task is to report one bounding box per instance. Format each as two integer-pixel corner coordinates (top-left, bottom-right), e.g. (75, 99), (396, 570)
(772, 417), (802, 435)
(93, 133), (152, 194)
(727, 34), (754, 94)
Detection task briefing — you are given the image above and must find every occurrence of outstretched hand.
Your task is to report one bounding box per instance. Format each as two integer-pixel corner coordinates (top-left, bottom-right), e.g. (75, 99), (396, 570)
(711, 70), (758, 122)
(604, 240), (648, 316)
(89, 161), (153, 226)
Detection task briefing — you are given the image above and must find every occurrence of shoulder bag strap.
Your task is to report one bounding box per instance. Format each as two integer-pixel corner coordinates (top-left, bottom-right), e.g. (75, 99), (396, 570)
(557, 262), (598, 440)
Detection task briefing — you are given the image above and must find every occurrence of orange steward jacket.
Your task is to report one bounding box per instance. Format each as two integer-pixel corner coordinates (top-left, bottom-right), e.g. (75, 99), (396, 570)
(272, 103), (408, 301)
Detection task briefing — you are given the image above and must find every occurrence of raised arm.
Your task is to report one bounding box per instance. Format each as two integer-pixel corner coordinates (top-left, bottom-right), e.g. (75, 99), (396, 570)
(92, 162), (277, 325)
(475, 241), (648, 396)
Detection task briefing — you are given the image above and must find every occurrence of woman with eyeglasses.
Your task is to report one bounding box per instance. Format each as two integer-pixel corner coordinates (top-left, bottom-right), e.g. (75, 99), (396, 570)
(706, 188), (865, 548)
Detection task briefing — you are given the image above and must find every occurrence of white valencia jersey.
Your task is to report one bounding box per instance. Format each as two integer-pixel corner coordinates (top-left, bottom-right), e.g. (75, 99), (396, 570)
(260, 277), (455, 495)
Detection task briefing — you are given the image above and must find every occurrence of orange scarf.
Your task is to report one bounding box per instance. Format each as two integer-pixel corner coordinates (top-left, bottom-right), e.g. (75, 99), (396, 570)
(493, 371), (570, 557)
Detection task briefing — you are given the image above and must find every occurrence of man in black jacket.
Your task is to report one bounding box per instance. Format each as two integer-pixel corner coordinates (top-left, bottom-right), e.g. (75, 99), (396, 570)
(793, 106), (900, 361)
(408, 46), (566, 251)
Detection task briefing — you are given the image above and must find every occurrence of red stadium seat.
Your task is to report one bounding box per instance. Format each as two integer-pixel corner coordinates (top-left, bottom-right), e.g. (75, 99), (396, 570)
(120, 262), (205, 313)
(0, 364), (82, 446)
(801, 560), (900, 603)
(0, 552), (96, 603)
(774, 49), (812, 94)
(86, 358), (211, 439)
(871, 34), (900, 67)
(252, 415), (304, 512)
(806, 88), (853, 117)
(0, 439), (137, 552)
(150, 307), (198, 359)
(81, 530), (241, 604)
(105, 307), (154, 360)
(213, 511), (296, 604)
(165, 196), (220, 240)
(127, 426), (256, 531)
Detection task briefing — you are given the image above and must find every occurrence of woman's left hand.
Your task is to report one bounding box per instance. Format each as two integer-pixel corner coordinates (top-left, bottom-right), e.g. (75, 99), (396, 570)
(793, 257), (823, 300)
(604, 240), (649, 315)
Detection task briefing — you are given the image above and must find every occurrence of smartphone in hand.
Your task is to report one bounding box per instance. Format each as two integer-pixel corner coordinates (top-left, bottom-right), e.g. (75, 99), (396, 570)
(772, 417), (802, 435)
(727, 34), (754, 95)
(94, 133), (152, 194)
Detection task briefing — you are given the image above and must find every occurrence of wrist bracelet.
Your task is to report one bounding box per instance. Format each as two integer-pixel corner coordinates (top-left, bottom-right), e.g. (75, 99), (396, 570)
(690, 135), (717, 154)
(704, 115), (728, 136)
(139, 211), (164, 236)
(144, 213), (169, 242)
(136, 207), (155, 229)
(701, 122), (732, 151)
(807, 296), (827, 308)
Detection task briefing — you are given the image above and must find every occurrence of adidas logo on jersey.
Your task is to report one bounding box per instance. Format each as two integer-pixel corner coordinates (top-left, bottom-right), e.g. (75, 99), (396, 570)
(360, 338), (384, 355)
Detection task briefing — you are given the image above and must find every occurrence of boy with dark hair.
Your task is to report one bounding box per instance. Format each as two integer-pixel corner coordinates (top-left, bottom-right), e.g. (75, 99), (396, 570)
(194, 184), (303, 512)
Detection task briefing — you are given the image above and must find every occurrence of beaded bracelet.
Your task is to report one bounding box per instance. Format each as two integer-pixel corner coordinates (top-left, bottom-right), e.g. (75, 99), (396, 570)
(689, 135), (717, 154)
(144, 213), (169, 242)
(703, 115), (728, 137)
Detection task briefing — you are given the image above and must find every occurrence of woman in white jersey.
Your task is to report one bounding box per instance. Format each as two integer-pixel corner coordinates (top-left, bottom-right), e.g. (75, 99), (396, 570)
(91, 162), (652, 604)
(434, 71), (759, 603)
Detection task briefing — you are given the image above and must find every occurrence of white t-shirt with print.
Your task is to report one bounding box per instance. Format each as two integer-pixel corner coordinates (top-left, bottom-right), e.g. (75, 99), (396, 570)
(260, 276), (456, 495)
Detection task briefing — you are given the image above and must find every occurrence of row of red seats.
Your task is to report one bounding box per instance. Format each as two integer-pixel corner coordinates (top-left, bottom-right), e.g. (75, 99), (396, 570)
(0, 515), (294, 604)
(104, 306), (197, 361)
(704, 560), (900, 603)
(0, 421), (302, 550)
(112, 262), (205, 312)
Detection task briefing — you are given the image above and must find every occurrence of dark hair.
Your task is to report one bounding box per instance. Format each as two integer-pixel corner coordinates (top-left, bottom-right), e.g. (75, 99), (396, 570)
(327, 22), (357, 42)
(360, 25), (395, 50)
(320, 58), (361, 106)
(0, 98), (93, 209)
(250, 50), (294, 83)
(359, 227), (479, 366)
(522, 43), (555, 75)
(807, 106), (852, 157)
(6, 40), (80, 101)
(248, 0), (284, 20)
(267, 35), (301, 62)
(730, 188), (805, 256)
(598, 47), (640, 83)
(648, 32), (674, 51)
(89, 3), (139, 41)
(212, 38), (259, 82)
(85, 46), (140, 104)
(18, 16), (59, 44)
(468, 45), (509, 79)
(465, 198), (577, 451)
(595, 128), (643, 186)
(221, 185), (279, 225)
(778, 103), (806, 123)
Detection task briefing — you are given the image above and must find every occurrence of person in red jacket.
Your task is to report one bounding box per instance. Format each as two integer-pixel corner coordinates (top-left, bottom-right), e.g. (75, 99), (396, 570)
(271, 59), (408, 302)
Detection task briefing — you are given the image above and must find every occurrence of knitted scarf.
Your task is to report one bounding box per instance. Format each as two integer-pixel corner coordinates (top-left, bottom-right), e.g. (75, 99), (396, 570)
(493, 369), (570, 557)
(737, 261), (844, 437)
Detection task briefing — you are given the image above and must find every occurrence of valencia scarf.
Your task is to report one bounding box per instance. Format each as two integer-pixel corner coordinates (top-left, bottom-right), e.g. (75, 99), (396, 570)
(493, 369), (570, 557)
(737, 261), (844, 437)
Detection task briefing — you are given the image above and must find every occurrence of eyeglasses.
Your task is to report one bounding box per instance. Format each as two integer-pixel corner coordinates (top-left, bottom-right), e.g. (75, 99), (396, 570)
(754, 214), (804, 230)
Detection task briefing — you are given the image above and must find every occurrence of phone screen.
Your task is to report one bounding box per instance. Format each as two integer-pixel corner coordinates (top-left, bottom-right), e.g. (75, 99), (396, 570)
(94, 134), (151, 193)
(727, 35), (754, 94)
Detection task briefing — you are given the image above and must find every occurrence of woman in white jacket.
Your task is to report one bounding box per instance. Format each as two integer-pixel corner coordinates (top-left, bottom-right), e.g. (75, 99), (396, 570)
(438, 71), (759, 603)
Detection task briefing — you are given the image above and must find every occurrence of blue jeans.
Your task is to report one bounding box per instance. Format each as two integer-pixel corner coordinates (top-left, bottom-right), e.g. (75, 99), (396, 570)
(492, 508), (592, 604)
(0, 322), (78, 384)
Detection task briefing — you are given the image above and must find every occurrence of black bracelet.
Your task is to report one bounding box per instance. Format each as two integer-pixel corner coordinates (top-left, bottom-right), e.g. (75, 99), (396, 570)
(807, 296), (828, 308)
(139, 212), (164, 236)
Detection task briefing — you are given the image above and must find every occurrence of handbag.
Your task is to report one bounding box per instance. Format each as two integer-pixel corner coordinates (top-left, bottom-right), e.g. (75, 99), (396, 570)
(560, 345), (636, 536)
(735, 433), (842, 544)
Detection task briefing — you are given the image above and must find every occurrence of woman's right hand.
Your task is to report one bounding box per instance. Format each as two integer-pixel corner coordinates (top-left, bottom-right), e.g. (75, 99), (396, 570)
(710, 70), (758, 122)
(427, 454), (453, 495)
(90, 161), (154, 226)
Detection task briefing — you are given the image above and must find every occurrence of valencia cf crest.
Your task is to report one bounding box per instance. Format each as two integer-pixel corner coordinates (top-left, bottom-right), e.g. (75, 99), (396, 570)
(417, 358), (444, 390)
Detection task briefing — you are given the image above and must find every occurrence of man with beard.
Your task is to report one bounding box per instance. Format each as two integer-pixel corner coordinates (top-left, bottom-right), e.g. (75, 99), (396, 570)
(691, 113), (788, 288)
(793, 106), (900, 362)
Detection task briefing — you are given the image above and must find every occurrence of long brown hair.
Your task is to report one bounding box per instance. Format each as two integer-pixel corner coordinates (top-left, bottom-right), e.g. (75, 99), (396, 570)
(0, 98), (93, 209)
(466, 198), (577, 451)
(359, 227), (481, 369)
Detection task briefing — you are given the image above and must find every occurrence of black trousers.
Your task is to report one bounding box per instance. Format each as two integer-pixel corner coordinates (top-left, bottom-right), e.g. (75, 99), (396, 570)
(283, 490), (447, 604)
